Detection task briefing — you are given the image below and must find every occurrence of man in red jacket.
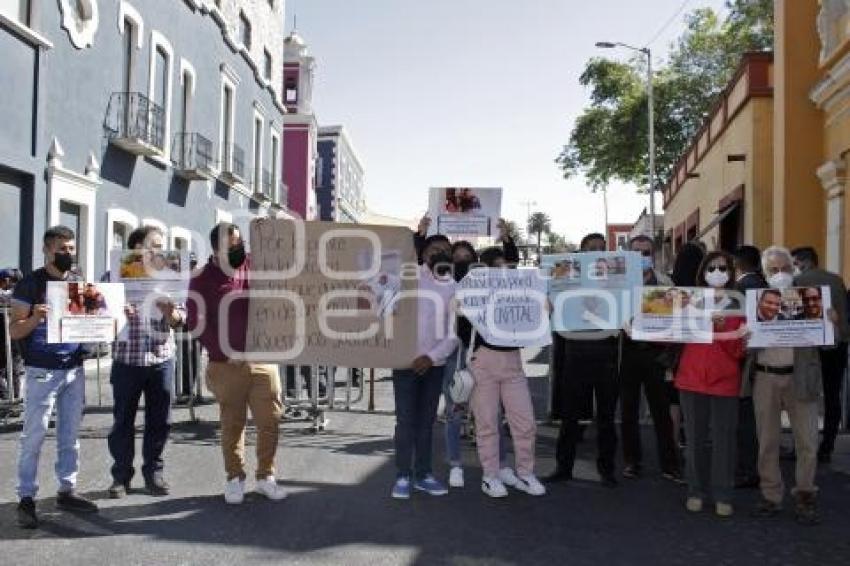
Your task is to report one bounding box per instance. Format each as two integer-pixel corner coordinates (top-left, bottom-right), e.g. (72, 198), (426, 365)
(187, 222), (285, 505)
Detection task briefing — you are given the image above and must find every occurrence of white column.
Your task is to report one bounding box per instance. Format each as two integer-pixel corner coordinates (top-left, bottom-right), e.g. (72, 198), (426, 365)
(817, 160), (847, 273)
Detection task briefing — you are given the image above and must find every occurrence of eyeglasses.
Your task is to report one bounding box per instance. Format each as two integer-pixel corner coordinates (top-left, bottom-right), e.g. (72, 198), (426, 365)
(706, 265), (728, 273)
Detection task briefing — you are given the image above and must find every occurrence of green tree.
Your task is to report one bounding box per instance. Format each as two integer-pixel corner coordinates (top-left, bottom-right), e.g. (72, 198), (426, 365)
(557, 0), (772, 189)
(527, 212), (552, 258)
(546, 232), (577, 253)
(501, 219), (524, 243)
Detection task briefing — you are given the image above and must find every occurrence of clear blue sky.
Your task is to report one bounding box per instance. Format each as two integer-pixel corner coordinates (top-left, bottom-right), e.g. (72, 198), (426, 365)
(292, 0), (728, 242)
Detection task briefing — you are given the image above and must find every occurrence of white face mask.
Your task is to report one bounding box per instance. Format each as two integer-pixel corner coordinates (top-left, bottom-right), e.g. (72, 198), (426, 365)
(705, 270), (729, 288)
(768, 272), (794, 290)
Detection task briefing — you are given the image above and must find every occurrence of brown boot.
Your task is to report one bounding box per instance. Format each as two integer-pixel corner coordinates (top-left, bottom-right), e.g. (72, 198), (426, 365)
(794, 491), (820, 526)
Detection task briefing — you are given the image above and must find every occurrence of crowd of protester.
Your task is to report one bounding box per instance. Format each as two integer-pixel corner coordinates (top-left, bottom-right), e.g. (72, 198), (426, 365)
(4, 220), (848, 530)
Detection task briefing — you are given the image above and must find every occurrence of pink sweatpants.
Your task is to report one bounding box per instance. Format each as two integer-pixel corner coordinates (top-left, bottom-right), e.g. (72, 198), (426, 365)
(469, 347), (537, 477)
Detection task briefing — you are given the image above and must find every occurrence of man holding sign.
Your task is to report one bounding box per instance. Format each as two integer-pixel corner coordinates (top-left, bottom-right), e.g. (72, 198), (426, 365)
(10, 226), (98, 528)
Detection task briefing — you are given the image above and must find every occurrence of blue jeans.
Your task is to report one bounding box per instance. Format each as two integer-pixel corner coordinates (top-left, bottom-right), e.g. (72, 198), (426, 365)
(17, 365), (86, 499)
(108, 359), (175, 483)
(442, 347), (509, 468)
(393, 366), (444, 479)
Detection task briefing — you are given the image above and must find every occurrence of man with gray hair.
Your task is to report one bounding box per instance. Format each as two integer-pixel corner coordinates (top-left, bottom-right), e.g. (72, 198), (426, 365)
(745, 245), (822, 525)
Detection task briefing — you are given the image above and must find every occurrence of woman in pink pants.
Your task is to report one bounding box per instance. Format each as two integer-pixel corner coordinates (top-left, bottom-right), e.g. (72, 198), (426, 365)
(461, 247), (546, 498)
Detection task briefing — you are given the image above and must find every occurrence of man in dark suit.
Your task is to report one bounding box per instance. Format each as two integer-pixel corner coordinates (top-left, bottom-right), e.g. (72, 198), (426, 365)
(792, 246), (849, 463)
(733, 245), (767, 488)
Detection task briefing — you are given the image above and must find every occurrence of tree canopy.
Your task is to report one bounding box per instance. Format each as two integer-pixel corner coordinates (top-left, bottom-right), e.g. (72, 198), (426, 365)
(556, 0), (773, 190)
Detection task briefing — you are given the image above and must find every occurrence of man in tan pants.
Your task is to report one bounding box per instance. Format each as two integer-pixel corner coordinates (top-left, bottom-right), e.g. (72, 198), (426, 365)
(745, 246), (822, 525)
(187, 222), (285, 504)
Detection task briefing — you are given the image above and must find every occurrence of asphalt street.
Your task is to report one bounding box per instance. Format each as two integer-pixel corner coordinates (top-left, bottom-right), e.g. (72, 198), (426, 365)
(0, 348), (849, 566)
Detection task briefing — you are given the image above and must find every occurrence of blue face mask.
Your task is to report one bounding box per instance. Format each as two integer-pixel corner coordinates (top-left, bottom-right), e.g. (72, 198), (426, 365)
(641, 255), (654, 271)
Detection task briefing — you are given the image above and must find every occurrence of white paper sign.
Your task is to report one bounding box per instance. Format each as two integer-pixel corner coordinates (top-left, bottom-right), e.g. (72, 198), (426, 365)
(457, 268), (551, 348)
(110, 249), (190, 303)
(428, 187), (502, 238)
(46, 281), (127, 343)
(747, 286), (835, 348)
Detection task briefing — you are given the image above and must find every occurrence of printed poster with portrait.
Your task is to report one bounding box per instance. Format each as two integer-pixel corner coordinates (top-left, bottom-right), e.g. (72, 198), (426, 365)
(428, 187), (502, 238)
(110, 248), (190, 304)
(457, 268), (551, 348)
(631, 286), (721, 343)
(46, 281), (127, 343)
(540, 251), (641, 331)
(746, 286), (835, 348)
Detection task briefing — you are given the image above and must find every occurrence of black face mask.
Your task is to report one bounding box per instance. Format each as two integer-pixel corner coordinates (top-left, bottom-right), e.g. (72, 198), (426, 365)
(453, 260), (472, 282)
(428, 252), (452, 277)
(227, 244), (247, 269)
(53, 252), (75, 273)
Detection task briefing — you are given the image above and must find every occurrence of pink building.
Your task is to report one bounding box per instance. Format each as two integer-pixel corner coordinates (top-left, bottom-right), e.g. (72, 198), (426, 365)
(282, 30), (318, 219)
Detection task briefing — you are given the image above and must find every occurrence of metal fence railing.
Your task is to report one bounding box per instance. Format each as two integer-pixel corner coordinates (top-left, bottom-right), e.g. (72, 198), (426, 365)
(103, 91), (166, 151)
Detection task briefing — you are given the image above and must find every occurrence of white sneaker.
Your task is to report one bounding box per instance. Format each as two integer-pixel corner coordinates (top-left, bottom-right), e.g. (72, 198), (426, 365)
(514, 474), (546, 496)
(498, 467), (519, 488)
(481, 476), (508, 498)
(256, 476), (287, 501)
(449, 466), (464, 488)
(224, 478), (245, 504)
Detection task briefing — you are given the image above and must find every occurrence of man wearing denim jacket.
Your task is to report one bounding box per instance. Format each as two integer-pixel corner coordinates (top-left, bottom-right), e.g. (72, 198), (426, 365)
(10, 226), (98, 529)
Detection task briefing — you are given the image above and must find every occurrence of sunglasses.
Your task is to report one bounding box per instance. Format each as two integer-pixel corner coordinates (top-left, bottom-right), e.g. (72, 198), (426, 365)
(706, 265), (729, 273)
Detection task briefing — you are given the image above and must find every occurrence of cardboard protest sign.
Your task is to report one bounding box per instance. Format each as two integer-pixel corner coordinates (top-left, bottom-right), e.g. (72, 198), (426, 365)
(541, 251), (641, 332)
(631, 286), (720, 343)
(47, 281), (126, 343)
(245, 218), (419, 367)
(428, 187), (502, 238)
(457, 268), (551, 348)
(746, 286), (835, 348)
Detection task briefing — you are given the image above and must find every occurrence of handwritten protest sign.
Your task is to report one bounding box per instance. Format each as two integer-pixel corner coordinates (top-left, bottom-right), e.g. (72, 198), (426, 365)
(428, 187), (502, 238)
(541, 251), (641, 332)
(457, 268), (551, 348)
(245, 219), (419, 367)
(46, 281), (126, 343)
(746, 286), (835, 348)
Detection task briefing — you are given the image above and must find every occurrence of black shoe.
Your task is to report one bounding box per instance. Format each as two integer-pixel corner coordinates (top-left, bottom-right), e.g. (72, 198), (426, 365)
(600, 473), (618, 488)
(543, 469), (573, 484)
(108, 481), (129, 499)
(751, 497), (782, 518)
(622, 465), (641, 479)
(56, 491), (98, 514)
(735, 475), (760, 489)
(662, 470), (686, 486)
(144, 474), (171, 496)
(17, 497), (38, 529)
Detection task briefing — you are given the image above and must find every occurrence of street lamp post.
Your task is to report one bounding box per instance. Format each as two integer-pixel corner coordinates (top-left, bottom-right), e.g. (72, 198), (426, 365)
(595, 41), (656, 250)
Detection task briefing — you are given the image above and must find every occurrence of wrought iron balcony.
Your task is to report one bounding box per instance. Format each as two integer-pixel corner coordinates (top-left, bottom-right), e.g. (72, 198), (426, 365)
(220, 143), (245, 185)
(171, 132), (214, 180)
(104, 92), (165, 156)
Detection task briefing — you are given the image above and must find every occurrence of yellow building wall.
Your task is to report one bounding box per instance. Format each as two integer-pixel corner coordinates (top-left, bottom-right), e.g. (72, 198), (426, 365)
(773, 0), (826, 252)
(663, 98), (774, 252)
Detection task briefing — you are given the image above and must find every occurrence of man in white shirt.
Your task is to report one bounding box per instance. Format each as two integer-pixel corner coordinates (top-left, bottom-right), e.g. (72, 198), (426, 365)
(390, 235), (458, 500)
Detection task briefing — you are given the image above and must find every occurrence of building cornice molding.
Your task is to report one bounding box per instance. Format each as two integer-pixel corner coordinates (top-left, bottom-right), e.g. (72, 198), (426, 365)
(817, 160), (847, 200)
(812, 49), (850, 109)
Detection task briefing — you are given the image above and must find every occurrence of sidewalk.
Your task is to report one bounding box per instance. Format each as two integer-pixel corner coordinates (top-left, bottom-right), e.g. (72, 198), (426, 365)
(0, 351), (848, 565)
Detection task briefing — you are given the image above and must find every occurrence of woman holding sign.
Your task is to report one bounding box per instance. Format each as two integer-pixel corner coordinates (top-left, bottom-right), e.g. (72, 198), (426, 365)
(674, 251), (746, 518)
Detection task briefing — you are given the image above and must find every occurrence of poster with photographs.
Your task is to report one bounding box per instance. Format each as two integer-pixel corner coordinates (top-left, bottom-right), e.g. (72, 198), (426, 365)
(428, 187), (502, 238)
(540, 251), (641, 331)
(457, 268), (551, 348)
(632, 286), (715, 343)
(110, 249), (190, 304)
(746, 286), (835, 348)
(46, 281), (127, 343)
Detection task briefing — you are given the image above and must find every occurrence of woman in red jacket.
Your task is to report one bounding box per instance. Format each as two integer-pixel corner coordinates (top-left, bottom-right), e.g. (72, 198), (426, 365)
(675, 251), (746, 518)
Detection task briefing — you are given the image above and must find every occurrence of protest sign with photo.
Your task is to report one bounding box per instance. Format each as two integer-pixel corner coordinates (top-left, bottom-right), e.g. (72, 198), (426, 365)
(457, 268), (551, 348)
(541, 251), (641, 332)
(632, 286), (716, 343)
(746, 286), (835, 348)
(110, 249), (190, 303)
(428, 187), (502, 238)
(46, 281), (126, 343)
(245, 218), (419, 367)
